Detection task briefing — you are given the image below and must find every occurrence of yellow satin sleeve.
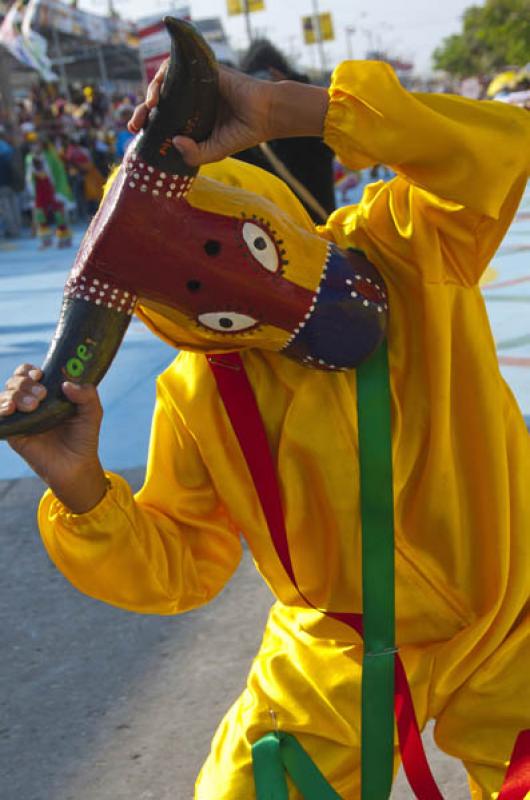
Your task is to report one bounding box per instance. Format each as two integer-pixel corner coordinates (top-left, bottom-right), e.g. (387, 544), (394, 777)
(323, 61), (530, 285)
(38, 380), (243, 614)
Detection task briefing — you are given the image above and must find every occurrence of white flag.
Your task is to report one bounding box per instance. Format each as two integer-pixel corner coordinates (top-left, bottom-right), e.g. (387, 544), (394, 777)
(0, 0), (57, 82)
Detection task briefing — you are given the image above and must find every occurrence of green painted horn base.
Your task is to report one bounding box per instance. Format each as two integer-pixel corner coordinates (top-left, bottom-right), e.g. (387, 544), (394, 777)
(0, 397), (75, 439)
(0, 299), (131, 439)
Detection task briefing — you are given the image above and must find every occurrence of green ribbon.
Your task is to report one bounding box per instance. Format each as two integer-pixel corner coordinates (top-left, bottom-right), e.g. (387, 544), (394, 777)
(252, 733), (342, 800)
(356, 341), (396, 800)
(251, 341), (396, 799)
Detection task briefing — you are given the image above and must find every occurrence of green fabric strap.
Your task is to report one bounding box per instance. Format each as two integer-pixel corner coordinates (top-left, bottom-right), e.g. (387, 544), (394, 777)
(252, 733), (289, 800)
(251, 342), (396, 799)
(357, 341), (396, 800)
(252, 733), (342, 800)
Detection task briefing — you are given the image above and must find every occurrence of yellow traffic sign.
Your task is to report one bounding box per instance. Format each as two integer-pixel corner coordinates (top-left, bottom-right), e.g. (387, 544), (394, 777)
(227, 0), (265, 15)
(302, 12), (334, 44)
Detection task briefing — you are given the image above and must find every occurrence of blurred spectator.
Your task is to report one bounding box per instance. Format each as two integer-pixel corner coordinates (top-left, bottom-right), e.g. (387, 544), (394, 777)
(236, 39), (336, 224)
(42, 138), (75, 210)
(114, 104), (135, 160)
(28, 153), (72, 249)
(63, 132), (92, 220)
(25, 137), (74, 235)
(0, 125), (22, 238)
(91, 131), (113, 180)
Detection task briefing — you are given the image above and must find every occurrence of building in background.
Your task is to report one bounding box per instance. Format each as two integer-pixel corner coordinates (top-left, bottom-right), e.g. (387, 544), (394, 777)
(137, 7), (236, 81)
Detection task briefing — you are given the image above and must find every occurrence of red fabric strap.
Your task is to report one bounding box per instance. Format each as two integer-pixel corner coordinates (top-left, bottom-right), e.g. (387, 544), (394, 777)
(206, 352), (440, 797)
(498, 731), (530, 800)
(206, 351), (529, 799)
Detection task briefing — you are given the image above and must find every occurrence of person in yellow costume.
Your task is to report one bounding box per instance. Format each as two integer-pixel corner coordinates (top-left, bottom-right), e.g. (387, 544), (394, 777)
(1, 21), (530, 800)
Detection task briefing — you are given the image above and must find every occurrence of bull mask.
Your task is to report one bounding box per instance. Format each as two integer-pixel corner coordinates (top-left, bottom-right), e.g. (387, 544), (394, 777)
(0, 18), (388, 439)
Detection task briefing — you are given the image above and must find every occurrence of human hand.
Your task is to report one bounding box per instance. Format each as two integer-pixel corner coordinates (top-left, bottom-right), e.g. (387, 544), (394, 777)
(1, 364), (108, 513)
(129, 62), (328, 167)
(130, 63), (276, 165)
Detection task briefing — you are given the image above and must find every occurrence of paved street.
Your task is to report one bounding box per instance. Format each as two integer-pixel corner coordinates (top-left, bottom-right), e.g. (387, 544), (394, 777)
(0, 472), (469, 800)
(1, 179), (529, 799)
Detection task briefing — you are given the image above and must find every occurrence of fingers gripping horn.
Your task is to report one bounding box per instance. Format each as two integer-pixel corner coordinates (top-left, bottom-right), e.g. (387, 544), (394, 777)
(0, 302), (132, 438)
(136, 17), (219, 175)
(0, 18), (219, 439)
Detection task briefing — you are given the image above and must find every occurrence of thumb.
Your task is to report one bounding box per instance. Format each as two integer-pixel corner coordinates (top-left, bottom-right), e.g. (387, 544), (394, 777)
(172, 135), (225, 167)
(62, 382), (102, 423)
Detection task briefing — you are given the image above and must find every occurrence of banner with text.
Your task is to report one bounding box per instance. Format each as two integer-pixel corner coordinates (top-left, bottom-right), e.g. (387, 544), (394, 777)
(302, 12), (334, 45)
(0, 0), (57, 81)
(226, 0), (264, 17)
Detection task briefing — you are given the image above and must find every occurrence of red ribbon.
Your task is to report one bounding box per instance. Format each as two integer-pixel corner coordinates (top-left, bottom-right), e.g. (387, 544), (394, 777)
(206, 351), (529, 799)
(498, 730), (530, 800)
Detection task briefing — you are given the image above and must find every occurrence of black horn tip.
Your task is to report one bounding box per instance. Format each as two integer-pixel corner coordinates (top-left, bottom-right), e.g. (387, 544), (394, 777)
(135, 16), (218, 174)
(162, 16), (192, 36)
(162, 16), (216, 71)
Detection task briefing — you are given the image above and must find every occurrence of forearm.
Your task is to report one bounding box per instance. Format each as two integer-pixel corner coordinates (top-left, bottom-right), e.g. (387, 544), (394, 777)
(270, 80), (329, 139)
(46, 459), (108, 515)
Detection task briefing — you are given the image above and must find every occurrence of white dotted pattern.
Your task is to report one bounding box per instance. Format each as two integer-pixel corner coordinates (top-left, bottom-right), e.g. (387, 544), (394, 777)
(125, 152), (194, 200)
(281, 244), (333, 355)
(281, 245), (389, 371)
(65, 275), (137, 315)
(64, 151), (194, 314)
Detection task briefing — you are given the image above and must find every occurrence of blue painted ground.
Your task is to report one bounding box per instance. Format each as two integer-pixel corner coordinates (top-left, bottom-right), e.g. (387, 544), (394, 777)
(0, 175), (529, 479)
(0, 232), (176, 479)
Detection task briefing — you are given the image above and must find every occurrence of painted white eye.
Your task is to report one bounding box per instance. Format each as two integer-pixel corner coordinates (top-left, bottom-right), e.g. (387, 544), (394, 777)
(198, 312), (258, 333)
(242, 222), (279, 273)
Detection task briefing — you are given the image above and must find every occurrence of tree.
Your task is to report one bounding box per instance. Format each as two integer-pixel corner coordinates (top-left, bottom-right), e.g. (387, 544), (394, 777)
(433, 0), (530, 76)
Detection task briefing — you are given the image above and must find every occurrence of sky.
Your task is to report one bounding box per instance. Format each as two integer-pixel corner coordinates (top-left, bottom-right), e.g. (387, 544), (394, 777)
(81, 0), (475, 74)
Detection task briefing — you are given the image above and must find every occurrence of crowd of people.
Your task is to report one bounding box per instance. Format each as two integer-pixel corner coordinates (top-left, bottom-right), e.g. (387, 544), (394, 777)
(0, 39), (343, 246)
(0, 80), (138, 246)
(1, 42), (528, 249)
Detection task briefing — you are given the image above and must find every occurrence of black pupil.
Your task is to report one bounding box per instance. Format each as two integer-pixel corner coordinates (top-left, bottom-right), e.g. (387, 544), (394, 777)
(204, 240), (221, 256)
(186, 280), (201, 292)
(254, 237), (267, 251)
(219, 317), (233, 329)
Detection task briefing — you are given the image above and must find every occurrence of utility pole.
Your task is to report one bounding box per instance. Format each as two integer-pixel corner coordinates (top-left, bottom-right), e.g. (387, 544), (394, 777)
(97, 45), (109, 87)
(243, 0), (253, 45)
(0, 47), (15, 129)
(345, 26), (355, 60)
(287, 35), (299, 66)
(51, 27), (71, 101)
(310, 0), (326, 74)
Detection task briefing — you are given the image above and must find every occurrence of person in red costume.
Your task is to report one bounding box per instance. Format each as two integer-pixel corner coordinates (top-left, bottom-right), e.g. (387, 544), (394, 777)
(30, 154), (72, 249)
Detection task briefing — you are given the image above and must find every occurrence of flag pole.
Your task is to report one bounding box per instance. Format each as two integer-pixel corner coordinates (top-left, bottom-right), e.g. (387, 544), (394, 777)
(243, 0), (253, 44)
(311, 0), (326, 74)
(0, 47), (15, 128)
(51, 27), (71, 101)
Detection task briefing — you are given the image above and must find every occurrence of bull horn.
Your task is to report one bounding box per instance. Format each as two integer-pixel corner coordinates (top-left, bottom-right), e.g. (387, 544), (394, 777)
(135, 16), (219, 175)
(0, 299), (132, 438)
(0, 18), (219, 439)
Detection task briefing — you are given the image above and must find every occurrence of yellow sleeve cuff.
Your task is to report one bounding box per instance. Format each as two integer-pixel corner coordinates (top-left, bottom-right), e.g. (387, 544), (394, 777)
(39, 471), (131, 531)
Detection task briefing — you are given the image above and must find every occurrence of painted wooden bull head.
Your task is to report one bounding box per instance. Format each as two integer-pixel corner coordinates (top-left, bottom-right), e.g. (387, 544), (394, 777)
(0, 18), (388, 438)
